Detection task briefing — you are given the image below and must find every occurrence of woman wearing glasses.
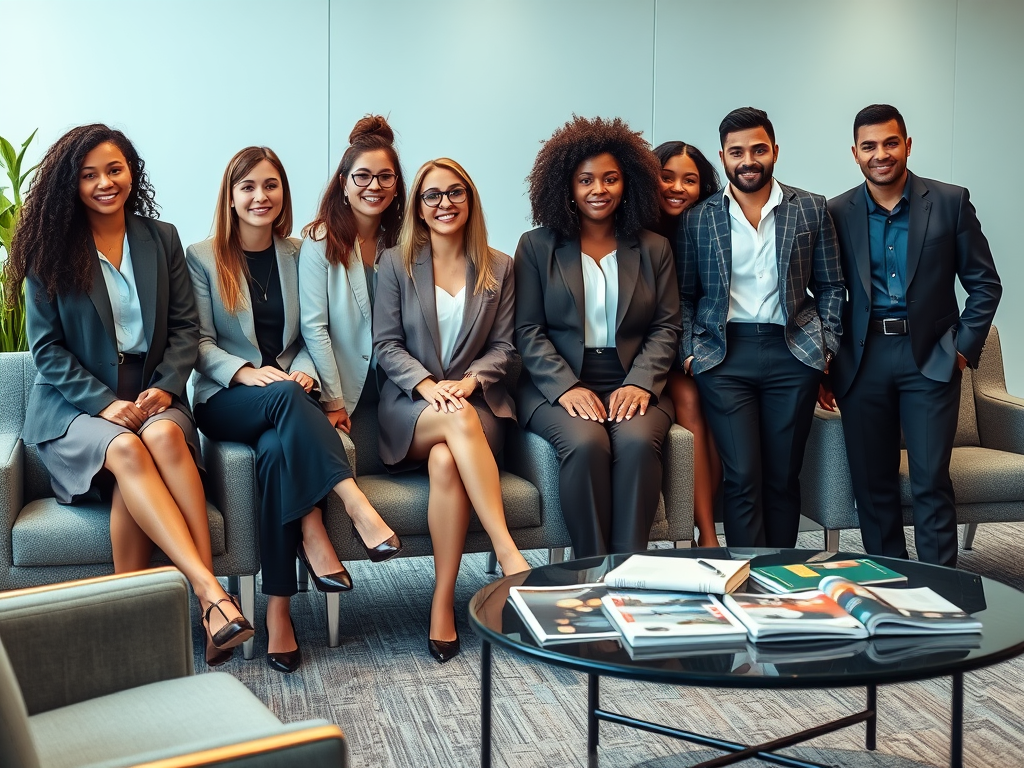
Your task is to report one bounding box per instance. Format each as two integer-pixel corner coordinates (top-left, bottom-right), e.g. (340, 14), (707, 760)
(515, 116), (679, 559)
(188, 146), (399, 673)
(374, 158), (530, 663)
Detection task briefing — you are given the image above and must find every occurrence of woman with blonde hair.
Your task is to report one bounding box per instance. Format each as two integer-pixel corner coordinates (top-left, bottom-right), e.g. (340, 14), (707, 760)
(188, 146), (400, 673)
(373, 157), (530, 662)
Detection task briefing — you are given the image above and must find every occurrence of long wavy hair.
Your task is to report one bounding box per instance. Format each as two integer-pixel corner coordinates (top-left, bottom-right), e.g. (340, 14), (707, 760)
(398, 158), (497, 295)
(302, 115), (405, 267)
(5, 124), (158, 307)
(212, 146), (292, 314)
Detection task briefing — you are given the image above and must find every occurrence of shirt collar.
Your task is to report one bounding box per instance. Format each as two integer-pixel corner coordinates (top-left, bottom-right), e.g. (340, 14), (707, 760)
(723, 178), (784, 221)
(863, 177), (909, 214)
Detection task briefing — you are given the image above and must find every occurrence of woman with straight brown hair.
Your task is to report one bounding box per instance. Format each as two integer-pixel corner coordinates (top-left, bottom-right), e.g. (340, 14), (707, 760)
(188, 146), (400, 674)
(373, 157), (529, 662)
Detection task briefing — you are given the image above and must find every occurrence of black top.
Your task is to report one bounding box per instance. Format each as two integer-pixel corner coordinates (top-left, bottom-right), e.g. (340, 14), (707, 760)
(470, 548), (1024, 690)
(245, 244), (285, 368)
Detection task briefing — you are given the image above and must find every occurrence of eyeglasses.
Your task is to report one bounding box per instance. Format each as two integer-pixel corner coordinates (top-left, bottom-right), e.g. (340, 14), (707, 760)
(420, 187), (468, 208)
(349, 171), (398, 189)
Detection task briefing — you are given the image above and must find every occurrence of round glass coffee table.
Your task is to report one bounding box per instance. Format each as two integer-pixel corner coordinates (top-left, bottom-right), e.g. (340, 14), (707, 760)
(469, 548), (1024, 768)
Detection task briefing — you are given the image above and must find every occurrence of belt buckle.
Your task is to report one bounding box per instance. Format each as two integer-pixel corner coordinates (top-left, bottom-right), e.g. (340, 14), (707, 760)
(882, 318), (905, 336)
(117, 352), (125, 365)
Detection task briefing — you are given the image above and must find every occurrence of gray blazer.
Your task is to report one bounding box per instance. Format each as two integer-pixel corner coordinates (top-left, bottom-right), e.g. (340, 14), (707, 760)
(23, 215), (198, 444)
(372, 245), (516, 448)
(677, 182), (845, 374)
(514, 226), (680, 426)
(186, 236), (317, 407)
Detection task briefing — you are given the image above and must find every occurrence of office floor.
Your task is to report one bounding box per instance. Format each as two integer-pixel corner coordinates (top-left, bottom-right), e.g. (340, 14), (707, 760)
(194, 525), (1024, 768)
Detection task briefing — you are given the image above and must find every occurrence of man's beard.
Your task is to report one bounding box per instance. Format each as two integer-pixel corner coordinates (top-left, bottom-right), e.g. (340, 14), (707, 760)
(727, 161), (773, 194)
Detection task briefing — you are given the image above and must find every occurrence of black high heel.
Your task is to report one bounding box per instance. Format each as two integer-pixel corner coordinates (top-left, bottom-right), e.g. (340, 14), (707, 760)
(266, 615), (302, 674)
(353, 526), (403, 563)
(297, 543), (353, 592)
(202, 598), (255, 650)
(428, 608), (461, 664)
(202, 625), (233, 667)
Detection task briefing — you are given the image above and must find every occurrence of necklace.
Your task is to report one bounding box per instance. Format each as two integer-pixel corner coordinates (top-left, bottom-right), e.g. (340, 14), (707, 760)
(248, 253), (276, 302)
(94, 228), (126, 261)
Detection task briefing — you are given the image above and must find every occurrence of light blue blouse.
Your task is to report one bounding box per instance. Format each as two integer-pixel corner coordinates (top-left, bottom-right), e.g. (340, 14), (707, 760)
(97, 234), (147, 354)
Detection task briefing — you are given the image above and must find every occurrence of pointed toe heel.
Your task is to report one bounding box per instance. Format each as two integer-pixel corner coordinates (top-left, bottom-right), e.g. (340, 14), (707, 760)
(354, 527), (403, 563)
(428, 609), (461, 664)
(297, 543), (353, 592)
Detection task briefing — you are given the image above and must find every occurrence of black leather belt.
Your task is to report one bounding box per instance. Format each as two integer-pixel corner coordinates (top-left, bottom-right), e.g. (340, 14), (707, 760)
(868, 318), (908, 336)
(117, 352), (145, 365)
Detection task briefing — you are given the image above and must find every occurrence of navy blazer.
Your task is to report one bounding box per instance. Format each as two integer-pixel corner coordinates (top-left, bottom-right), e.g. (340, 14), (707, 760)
(827, 171), (1002, 397)
(22, 215), (198, 445)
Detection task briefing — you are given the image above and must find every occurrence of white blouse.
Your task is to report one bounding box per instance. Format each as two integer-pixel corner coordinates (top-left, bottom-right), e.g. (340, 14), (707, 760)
(581, 250), (618, 348)
(435, 285), (466, 369)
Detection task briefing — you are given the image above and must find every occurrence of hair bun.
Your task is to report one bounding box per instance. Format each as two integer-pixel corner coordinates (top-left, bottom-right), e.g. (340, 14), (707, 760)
(350, 115), (394, 145)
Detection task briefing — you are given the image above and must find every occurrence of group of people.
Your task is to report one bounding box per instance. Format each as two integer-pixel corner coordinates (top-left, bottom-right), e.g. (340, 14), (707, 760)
(2, 102), (1000, 674)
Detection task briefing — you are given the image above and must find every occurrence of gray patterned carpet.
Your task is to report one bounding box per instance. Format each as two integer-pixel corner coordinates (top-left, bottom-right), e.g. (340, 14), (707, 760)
(191, 524), (1024, 768)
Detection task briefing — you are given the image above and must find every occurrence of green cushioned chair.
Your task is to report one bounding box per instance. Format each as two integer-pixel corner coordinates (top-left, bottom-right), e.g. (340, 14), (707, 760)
(0, 569), (346, 768)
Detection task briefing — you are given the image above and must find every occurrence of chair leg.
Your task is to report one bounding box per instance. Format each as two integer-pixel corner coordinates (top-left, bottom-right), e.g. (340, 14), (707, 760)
(548, 547), (566, 564)
(239, 575), (256, 660)
(674, 540), (693, 549)
(962, 523), (978, 551)
(296, 559), (309, 592)
(227, 575), (239, 595)
(485, 552), (498, 575)
(327, 592), (341, 648)
(824, 529), (840, 552)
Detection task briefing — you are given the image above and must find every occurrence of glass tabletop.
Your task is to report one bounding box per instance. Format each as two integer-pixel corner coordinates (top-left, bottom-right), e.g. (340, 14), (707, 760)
(468, 548), (1024, 689)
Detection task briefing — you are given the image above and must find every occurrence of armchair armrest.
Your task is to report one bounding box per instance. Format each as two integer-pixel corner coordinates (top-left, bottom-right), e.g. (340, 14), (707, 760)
(661, 424), (695, 542)
(0, 568), (192, 715)
(800, 409), (858, 530)
(975, 390), (1024, 455)
(133, 723), (348, 768)
(0, 434), (24, 574)
(200, 436), (260, 575)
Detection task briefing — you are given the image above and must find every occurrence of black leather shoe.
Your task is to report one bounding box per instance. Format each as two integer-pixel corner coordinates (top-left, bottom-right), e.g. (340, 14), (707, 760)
(266, 616), (302, 674)
(203, 628), (234, 667)
(203, 598), (255, 650)
(354, 526), (403, 563)
(428, 610), (461, 664)
(297, 543), (353, 592)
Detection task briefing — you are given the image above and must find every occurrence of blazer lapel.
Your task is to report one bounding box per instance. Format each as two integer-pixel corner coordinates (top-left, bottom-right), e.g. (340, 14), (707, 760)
(350, 240), (373, 325)
(412, 246), (443, 365)
(450, 259), (483, 368)
(276, 236), (299, 348)
(126, 216), (157, 349)
(905, 172), (931, 290)
(708, 196), (732, 289)
(554, 239), (585, 333)
(774, 186), (799, 285)
(847, 188), (872, 297)
(87, 252), (117, 347)
(615, 235), (640, 332)
(236, 261), (258, 351)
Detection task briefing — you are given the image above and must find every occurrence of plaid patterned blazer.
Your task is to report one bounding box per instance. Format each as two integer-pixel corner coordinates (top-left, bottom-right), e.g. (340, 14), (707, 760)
(676, 182), (844, 374)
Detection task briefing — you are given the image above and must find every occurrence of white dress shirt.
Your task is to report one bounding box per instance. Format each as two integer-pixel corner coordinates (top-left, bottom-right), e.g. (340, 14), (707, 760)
(724, 179), (786, 325)
(97, 234), (147, 354)
(581, 250), (618, 347)
(436, 285), (466, 369)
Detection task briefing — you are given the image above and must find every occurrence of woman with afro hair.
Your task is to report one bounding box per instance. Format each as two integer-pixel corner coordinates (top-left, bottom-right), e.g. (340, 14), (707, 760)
(4, 124), (253, 665)
(514, 116), (680, 558)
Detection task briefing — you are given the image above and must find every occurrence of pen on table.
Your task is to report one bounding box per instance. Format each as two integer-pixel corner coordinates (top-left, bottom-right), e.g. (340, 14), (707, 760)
(696, 559), (726, 577)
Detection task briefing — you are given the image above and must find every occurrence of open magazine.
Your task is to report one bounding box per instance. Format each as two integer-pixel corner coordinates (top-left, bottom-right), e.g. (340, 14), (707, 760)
(600, 591), (748, 649)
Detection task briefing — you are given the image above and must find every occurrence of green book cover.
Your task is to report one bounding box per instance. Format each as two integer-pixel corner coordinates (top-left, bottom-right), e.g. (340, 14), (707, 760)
(748, 558), (907, 594)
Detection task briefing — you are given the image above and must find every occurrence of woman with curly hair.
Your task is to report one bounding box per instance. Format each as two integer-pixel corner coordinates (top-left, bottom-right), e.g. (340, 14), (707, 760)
(188, 146), (399, 673)
(374, 157), (529, 662)
(3, 124), (253, 665)
(515, 116), (680, 558)
(654, 141), (722, 547)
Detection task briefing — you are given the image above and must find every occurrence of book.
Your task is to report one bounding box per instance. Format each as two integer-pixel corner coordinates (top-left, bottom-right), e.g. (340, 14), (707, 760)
(507, 584), (620, 645)
(603, 555), (750, 594)
(715, 591), (868, 643)
(600, 591), (749, 649)
(748, 558), (907, 594)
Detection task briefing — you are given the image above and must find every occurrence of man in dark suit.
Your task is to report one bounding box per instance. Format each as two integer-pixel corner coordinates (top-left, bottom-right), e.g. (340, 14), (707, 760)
(678, 107), (845, 548)
(822, 104), (1001, 567)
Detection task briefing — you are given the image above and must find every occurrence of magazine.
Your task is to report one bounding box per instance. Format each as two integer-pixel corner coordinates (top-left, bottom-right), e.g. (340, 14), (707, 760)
(601, 591), (748, 648)
(749, 558), (907, 594)
(604, 555), (750, 594)
(508, 584), (620, 645)
(715, 591), (868, 642)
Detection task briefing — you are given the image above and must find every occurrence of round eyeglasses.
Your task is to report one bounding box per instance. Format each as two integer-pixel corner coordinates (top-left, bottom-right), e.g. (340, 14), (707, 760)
(349, 171), (398, 189)
(420, 187), (468, 208)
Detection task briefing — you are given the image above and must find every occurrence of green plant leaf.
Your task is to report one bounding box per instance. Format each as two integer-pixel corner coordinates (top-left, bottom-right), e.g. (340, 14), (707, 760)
(18, 162), (40, 190)
(0, 136), (16, 175)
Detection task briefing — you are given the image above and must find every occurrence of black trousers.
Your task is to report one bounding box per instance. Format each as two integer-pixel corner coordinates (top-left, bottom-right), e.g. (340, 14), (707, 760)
(693, 324), (822, 548)
(527, 349), (673, 558)
(195, 380), (353, 596)
(835, 333), (961, 567)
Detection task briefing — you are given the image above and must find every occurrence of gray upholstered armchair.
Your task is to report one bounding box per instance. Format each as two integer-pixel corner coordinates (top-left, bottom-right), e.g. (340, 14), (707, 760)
(801, 326), (1024, 551)
(0, 352), (261, 658)
(0, 569), (347, 768)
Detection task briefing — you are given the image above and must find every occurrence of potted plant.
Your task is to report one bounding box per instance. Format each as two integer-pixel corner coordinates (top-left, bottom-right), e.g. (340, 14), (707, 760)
(0, 129), (39, 353)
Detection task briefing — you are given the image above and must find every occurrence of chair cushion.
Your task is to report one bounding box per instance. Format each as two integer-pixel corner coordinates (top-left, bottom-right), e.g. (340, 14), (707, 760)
(29, 673), (284, 768)
(357, 470), (541, 535)
(0, 640), (40, 768)
(900, 446), (1024, 505)
(12, 499), (226, 567)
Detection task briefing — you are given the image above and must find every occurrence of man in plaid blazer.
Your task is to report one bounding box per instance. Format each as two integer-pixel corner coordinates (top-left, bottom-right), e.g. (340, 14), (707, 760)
(677, 107), (844, 548)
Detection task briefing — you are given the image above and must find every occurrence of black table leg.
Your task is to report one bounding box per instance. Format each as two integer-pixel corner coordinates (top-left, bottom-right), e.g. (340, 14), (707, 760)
(588, 673), (600, 767)
(950, 672), (963, 768)
(482, 640), (492, 768)
(866, 684), (877, 750)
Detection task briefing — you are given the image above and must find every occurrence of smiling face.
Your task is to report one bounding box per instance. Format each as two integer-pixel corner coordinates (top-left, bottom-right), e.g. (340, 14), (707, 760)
(418, 165), (469, 240)
(78, 142), (132, 220)
(230, 158), (284, 241)
(720, 127), (778, 194)
(658, 151), (701, 217)
(344, 148), (399, 225)
(853, 119), (911, 188)
(572, 152), (623, 225)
